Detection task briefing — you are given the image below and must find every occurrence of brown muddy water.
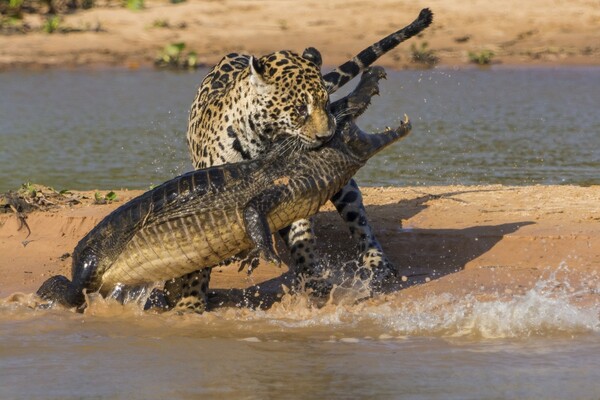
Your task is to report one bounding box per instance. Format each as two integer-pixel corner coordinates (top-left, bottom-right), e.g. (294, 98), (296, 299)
(1, 271), (599, 399)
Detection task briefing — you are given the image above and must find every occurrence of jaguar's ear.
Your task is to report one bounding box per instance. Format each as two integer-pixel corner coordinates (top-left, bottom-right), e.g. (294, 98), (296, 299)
(249, 56), (267, 87)
(302, 47), (322, 68)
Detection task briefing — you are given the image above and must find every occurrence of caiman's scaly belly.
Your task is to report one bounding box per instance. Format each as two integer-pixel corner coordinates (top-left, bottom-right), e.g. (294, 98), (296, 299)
(100, 188), (331, 288)
(101, 208), (250, 286)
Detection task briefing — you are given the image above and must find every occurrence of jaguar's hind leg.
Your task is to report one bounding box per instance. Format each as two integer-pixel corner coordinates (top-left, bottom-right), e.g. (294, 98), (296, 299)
(163, 269), (211, 314)
(331, 178), (396, 290)
(280, 219), (332, 296)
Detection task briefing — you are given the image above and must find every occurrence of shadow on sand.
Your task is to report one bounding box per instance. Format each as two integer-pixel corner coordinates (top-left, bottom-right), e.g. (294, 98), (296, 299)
(208, 189), (534, 310)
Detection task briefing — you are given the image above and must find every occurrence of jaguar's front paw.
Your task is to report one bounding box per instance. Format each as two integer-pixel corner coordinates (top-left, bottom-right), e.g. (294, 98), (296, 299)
(358, 249), (397, 292)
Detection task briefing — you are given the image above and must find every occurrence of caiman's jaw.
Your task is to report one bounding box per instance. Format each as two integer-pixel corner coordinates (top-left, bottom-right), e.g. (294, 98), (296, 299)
(347, 114), (412, 161)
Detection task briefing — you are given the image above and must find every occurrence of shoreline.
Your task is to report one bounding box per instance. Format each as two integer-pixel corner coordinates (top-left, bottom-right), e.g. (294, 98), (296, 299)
(1, 0), (600, 71)
(4, 61), (600, 73)
(2, 185), (598, 308)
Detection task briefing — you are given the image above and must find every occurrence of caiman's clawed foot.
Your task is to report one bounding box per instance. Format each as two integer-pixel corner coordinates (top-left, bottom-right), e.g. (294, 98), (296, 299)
(36, 275), (86, 310)
(238, 247), (282, 275)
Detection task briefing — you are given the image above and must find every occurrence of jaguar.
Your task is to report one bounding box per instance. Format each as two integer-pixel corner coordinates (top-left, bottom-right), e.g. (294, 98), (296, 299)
(161, 8), (433, 313)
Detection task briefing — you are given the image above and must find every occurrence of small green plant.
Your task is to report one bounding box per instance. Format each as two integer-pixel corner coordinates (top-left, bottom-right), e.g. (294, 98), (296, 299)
(410, 41), (439, 67)
(0, 0), (24, 18)
(42, 15), (61, 34)
(94, 191), (118, 204)
(125, 0), (144, 11)
(468, 49), (495, 65)
(155, 42), (201, 69)
(9, 0), (24, 9)
(186, 51), (198, 68)
(19, 182), (37, 197)
(163, 42), (185, 63)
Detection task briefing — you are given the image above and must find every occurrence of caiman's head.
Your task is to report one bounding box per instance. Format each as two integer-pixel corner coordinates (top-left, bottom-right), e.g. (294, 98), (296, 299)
(339, 115), (412, 162)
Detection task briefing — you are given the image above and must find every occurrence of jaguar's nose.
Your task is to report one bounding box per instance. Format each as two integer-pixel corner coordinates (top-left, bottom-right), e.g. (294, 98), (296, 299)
(315, 114), (336, 143)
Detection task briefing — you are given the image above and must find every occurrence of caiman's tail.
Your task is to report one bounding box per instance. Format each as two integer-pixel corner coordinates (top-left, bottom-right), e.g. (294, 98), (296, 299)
(348, 114), (412, 161)
(37, 275), (86, 309)
(323, 8), (434, 93)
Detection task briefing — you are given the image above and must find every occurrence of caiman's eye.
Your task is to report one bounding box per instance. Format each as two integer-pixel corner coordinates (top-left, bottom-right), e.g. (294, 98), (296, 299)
(295, 104), (309, 119)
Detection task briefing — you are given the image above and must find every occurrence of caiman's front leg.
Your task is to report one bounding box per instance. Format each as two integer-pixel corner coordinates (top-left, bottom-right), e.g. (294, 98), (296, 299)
(238, 189), (284, 274)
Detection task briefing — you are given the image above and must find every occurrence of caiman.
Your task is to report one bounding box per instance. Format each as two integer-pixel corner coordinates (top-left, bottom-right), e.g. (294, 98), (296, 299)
(36, 66), (412, 309)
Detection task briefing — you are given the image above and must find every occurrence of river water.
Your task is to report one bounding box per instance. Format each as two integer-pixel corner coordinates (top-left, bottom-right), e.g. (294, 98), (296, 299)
(1, 273), (599, 399)
(1, 67), (599, 398)
(1, 67), (599, 192)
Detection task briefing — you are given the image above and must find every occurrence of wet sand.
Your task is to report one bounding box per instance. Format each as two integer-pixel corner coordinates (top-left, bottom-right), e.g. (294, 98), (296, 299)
(1, 0), (600, 70)
(1, 185), (598, 308)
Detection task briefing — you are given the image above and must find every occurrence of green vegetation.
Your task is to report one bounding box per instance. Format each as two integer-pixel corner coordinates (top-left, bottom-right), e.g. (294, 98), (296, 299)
(1, 0), (97, 34)
(1, 182), (80, 217)
(155, 42), (201, 70)
(42, 14), (60, 33)
(1, 0), (24, 17)
(125, 0), (143, 11)
(468, 49), (495, 65)
(94, 190), (118, 204)
(17, 182), (73, 200)
(1, 0), (94, 16)
(18, 181), (38, 197)
(410, 41), (439, 68)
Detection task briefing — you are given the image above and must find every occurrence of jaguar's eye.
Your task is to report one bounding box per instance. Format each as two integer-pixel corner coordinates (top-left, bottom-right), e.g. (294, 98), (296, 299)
(295, 104), (309, 119)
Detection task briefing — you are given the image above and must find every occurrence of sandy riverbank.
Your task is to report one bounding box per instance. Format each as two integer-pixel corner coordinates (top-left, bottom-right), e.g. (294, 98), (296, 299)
(1, 0), (600, 70)
(1, 185), (598, 309)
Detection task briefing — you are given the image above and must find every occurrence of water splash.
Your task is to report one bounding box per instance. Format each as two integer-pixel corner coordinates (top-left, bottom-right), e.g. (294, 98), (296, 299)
(203, 265), (600, 339)
(2, 265), (598, 341)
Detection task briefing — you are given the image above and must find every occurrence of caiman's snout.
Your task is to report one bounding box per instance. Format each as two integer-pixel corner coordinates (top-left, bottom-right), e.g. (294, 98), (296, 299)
(351, 114), (412, 161)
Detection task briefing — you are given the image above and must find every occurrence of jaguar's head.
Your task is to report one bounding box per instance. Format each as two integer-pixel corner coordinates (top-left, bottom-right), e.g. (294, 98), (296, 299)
(247, 48), (335, 148)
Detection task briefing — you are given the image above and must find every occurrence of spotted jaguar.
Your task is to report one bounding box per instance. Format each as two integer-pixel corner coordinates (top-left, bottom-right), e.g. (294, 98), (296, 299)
(160, 9), (433, 313)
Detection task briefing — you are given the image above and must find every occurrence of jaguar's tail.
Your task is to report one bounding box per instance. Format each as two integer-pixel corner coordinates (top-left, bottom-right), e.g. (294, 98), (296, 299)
(323, 8), (434, 94)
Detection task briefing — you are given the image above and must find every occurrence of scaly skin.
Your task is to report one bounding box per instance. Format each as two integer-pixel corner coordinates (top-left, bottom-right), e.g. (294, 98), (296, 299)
(36, 67), (412, 310)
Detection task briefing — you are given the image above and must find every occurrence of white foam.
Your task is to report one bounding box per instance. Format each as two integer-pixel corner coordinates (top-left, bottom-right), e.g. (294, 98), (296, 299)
(211, 266), (599, 339)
